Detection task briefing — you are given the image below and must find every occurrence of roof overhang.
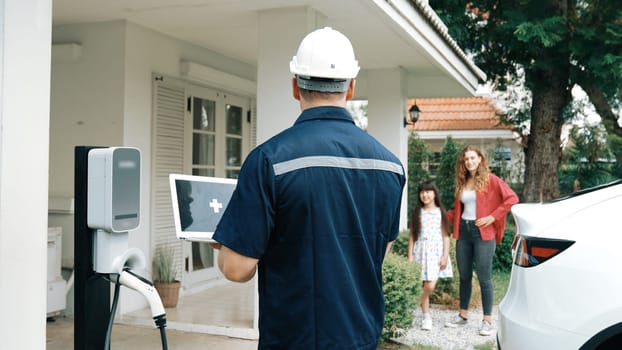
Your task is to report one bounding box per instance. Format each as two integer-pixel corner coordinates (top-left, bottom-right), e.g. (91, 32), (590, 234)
(52, 0), (485, 97)
(415, 130), (516, 140)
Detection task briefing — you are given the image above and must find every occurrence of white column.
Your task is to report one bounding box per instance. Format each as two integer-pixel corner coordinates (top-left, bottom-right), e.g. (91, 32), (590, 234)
(0, 0), (52, 348)
(256, 7), (326, 143)
(366, 68), (410, 230)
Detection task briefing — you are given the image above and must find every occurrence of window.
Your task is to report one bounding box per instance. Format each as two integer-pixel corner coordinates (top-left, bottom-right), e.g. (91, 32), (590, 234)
(186, 86), (250, 283)
(491, 146), (512, 176)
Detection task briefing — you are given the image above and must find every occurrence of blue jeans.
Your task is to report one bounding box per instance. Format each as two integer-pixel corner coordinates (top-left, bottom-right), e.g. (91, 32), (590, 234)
(456, 219), (496, 316)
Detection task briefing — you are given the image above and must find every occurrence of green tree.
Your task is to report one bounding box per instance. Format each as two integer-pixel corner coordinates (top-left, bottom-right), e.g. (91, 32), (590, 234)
(560, 124), (617, 193)
(432, 0), (622, 201)
(609, 133), (622, 179)
(407, 133), (430, 225)
(436, 136), (460, 209)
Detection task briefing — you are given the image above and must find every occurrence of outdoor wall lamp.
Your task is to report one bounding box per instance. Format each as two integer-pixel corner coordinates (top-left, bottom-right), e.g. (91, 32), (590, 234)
(403, 103), (420, 127)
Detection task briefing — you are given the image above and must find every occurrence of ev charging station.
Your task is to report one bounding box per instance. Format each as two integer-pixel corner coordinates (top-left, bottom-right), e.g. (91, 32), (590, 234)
(74, 146), (168, 349)
(87, 147), (144, 274)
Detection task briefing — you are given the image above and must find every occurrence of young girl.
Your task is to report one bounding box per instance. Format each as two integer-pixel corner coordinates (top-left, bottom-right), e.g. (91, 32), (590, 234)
(407, 180), (453, 331)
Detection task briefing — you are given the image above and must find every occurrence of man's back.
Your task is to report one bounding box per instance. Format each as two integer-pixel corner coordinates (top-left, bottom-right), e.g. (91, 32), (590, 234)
(215, 106), (405, 349)
(213, 26), (405, 350)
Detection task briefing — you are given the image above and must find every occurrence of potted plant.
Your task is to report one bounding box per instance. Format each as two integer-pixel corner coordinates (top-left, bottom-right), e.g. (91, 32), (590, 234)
(153, 247), (181, 308)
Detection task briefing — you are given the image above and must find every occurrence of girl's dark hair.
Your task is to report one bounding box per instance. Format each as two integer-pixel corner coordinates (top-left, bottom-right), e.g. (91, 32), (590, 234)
(410, 180), (450, 242)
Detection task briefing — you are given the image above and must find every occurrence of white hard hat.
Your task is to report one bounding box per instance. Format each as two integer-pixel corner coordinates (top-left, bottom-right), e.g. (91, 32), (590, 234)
(290, 27), (360, 83)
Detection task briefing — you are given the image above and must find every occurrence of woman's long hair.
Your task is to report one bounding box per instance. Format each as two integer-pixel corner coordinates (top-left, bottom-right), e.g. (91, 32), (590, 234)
(410, 180), (450, 242)
(454, 145), (490, 198)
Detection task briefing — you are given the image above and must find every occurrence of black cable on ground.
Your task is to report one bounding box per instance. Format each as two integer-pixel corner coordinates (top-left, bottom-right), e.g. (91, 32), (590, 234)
(105, 277), (122, 350)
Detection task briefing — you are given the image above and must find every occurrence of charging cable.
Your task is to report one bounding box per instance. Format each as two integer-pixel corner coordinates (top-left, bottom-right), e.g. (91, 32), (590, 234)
(105, 269), (169, 349)
(104, 278), (121, 350)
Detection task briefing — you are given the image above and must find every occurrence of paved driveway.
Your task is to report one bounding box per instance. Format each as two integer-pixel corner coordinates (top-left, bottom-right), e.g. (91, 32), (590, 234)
(47, 316), (258, 350)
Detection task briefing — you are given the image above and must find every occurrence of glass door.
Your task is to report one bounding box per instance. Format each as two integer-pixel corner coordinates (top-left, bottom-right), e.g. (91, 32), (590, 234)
(183, 85), (250, 287)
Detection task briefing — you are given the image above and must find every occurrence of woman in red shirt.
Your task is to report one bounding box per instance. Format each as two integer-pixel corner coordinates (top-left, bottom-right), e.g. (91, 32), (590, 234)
(444, 145), (518, 336)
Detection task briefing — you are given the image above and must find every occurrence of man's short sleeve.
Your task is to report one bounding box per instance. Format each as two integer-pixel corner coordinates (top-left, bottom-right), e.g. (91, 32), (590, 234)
(213, 149), (275, 259)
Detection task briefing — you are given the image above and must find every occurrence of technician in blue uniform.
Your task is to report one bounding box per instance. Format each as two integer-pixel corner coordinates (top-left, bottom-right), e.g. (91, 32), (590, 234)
(211, 27), (406, 350)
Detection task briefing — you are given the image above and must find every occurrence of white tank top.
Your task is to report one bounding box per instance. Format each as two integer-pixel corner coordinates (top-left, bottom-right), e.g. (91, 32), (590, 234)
(461, 190), (476, 220)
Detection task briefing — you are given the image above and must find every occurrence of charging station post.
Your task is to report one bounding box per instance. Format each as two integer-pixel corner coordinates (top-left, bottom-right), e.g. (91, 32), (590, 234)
(75, 146), (167, 349)
(74, 146), (109, 349)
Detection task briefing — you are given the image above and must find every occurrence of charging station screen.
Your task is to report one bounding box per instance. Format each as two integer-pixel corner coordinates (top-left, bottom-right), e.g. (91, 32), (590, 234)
(111, 148), (140, 231)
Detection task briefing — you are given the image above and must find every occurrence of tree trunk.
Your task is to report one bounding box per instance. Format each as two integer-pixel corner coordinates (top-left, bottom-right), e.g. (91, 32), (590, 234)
(577, 76), (622, 139)
(522, 70), (569, 202)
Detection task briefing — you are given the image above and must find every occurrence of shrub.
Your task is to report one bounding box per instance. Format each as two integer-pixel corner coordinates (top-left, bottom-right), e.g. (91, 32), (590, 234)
(430, 238), (459, 305)
(390, 230), (411, 257)
(407, 134), (430, 227)
(153, 247), (178, 283)
(391, 230), (459, 306)
(493, 220), (516, 272)
(382, 253), (419, 341)
(437, 137), (461, 209)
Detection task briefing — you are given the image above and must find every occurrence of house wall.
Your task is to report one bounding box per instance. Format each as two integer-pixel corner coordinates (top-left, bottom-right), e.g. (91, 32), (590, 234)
(49, 20), (256, 314)
(50, 23), (126, 276)
(256, 8), (313, 143)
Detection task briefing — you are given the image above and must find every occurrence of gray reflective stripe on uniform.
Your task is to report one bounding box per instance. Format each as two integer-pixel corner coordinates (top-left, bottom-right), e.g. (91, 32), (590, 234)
(272, 156), (404, 176)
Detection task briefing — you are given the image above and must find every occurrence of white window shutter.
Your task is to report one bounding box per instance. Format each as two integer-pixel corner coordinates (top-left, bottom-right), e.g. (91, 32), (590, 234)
(151, 75), (185, 274)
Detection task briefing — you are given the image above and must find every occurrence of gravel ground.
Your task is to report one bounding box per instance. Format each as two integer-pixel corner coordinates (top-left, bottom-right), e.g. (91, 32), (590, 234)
(394, 305), (499, 350)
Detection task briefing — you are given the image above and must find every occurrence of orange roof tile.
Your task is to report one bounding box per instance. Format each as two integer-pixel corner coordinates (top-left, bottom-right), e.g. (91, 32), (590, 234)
(407, 97), (511, 131)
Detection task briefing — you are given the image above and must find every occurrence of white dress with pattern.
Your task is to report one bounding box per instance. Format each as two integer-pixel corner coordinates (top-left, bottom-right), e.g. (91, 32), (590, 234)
(413, 207), (453, 281)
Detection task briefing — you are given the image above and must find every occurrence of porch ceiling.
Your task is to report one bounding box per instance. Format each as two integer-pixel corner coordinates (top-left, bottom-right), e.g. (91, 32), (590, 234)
(53, 0), (485, 96)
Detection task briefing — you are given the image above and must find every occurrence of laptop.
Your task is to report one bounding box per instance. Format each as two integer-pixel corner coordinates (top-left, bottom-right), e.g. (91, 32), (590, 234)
(169, 174), (237, 243)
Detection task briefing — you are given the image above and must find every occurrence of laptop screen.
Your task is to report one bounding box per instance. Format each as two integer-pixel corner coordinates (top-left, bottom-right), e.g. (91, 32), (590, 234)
(169, 174), (237, 242)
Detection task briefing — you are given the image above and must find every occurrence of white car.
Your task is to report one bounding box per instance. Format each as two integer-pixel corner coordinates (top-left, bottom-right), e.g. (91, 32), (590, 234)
(498, 180), (622, 350)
